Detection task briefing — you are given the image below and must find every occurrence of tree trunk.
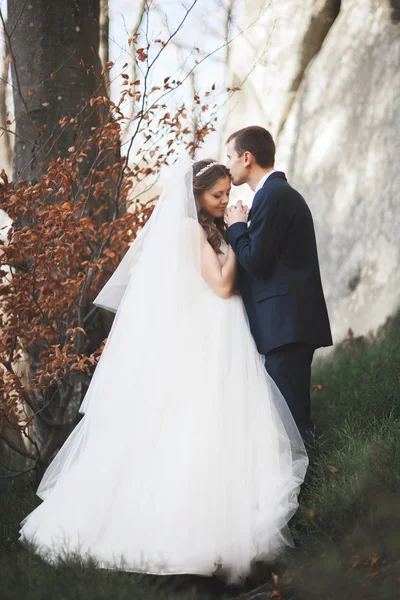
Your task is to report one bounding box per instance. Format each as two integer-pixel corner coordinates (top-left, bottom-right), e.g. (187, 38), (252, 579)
(8, 0), (106, 183)
(7, 0), (117, 462)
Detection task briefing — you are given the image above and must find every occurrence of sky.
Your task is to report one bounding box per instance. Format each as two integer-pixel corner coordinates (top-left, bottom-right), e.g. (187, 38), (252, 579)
(0, 0), (256, 222)
(0, 0), (285, 220)
(0, 0), (269, 162)
(0, 0), (269, 170)
(108, 0), (245, 159)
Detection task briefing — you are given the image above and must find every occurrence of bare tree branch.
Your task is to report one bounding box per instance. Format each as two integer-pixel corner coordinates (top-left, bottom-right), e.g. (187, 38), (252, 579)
(121, 0), (147, 143)
(223, 0), (234, 67)
(0, 463), (37, 479)
(0, 430), (36, 460)
(0, 9), (41, 143)
(99, 0), (110, 91)
(0, 21), (12, 171)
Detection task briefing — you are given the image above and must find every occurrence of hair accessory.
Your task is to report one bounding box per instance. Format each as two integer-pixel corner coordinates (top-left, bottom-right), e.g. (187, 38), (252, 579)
(195, 161), (220, 178)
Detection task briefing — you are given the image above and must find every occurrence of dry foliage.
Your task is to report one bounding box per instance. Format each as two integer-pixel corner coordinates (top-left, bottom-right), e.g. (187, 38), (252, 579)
(0, 46), (219, 478)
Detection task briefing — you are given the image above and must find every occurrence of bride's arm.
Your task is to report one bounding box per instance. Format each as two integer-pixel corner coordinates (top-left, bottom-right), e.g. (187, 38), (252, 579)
(199, 227), (237, 299)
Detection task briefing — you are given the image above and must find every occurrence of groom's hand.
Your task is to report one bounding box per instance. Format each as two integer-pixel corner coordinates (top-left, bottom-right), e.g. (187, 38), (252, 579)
(225, 200), (249, 228)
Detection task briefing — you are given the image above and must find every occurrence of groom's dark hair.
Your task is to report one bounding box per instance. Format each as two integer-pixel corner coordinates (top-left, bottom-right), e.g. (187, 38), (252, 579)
(226, 126), (275, 168)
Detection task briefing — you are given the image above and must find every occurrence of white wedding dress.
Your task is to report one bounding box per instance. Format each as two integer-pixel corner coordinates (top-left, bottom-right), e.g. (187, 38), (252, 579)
(20, 159), (308, 583)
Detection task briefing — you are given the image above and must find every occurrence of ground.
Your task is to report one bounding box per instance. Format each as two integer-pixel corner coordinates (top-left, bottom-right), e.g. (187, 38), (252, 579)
(1, 325), (399, 600)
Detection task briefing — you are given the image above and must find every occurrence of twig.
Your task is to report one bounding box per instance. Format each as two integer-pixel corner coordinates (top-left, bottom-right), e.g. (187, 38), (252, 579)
(0, 464), (36, 478)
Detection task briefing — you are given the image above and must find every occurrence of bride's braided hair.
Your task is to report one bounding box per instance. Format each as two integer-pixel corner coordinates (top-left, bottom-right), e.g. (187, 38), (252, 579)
(192, 159), (230, 253)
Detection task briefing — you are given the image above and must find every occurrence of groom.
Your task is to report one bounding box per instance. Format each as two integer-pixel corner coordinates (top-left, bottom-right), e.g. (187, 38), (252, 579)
(225, 126), (332, 442)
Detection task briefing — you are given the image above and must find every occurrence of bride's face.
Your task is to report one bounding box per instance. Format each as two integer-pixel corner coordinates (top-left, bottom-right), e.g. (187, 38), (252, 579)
(200, 176), (231, 219)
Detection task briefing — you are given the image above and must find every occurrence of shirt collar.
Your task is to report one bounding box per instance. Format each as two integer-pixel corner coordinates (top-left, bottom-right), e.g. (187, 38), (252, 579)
(255, 170), (276, 193)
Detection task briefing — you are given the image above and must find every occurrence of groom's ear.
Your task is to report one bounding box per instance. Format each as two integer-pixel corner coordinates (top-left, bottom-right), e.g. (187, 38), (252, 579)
(243, 151), (253, 167)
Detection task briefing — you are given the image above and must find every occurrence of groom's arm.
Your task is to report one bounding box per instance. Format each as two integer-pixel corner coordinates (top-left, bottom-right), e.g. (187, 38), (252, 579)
(226, 190), (291, 277)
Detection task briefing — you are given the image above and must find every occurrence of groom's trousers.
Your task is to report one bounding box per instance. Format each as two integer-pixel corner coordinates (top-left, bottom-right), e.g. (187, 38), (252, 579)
(264, 343), (315, 440)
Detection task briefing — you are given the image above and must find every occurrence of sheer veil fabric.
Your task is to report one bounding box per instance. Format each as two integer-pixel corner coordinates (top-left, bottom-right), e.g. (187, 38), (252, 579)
(19, 157), (308, 583)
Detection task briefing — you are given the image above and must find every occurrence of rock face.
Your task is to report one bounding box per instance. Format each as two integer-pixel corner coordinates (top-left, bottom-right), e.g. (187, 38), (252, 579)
(224, 0), (400, 344)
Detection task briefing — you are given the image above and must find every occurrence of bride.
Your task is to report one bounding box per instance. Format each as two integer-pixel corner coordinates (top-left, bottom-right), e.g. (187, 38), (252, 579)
(20, 157), (308, 584)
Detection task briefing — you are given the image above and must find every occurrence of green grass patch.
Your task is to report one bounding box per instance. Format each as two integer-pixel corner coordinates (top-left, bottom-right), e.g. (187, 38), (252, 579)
(283, 334), (400, 599)
(0, 470), (228, 600)
(1, 333), (400, 599)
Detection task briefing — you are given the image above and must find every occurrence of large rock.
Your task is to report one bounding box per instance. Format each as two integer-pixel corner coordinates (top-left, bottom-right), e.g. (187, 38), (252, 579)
(224, 0), (400, 344)
(224, 0), (340, 144)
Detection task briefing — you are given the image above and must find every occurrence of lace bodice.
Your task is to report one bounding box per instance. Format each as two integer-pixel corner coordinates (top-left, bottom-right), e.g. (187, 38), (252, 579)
(218, 240), (229, 265)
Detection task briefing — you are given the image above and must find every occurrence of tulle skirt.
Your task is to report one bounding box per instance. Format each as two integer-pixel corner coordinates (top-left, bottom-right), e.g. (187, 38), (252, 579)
(20, 287), (308, 583)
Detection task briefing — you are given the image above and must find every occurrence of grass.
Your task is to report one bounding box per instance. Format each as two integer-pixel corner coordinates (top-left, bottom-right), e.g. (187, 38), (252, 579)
(1, 330), (400, 599)
(283, 331), (400, 599)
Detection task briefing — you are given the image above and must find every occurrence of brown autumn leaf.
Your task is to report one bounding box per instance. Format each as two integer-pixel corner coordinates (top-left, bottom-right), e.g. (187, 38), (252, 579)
(53, 346), (62, 360)
(306, 508), (317, 525)
(368, 553), (380, 568)
(136, 48), (148, 62)
(312, 383), (324, 392)
(327, 465), (339, 473)
(366, 570), (380, 579)
(0, 73), (217, 464)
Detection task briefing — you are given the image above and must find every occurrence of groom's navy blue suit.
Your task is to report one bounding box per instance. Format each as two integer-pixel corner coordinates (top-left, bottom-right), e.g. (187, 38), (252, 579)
(227, 172), (332, 439)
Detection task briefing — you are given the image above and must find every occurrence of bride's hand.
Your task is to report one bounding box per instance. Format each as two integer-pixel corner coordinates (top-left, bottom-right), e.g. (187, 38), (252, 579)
(225, 200), (249, 227)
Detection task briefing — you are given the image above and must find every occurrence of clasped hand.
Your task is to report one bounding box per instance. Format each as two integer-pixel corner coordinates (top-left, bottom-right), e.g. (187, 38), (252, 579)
(225, 200), (250, 228)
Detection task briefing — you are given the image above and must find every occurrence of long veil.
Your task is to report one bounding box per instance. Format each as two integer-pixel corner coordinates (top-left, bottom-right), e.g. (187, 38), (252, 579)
(93, 156), (199, 313)
(36, 156), (205, 499)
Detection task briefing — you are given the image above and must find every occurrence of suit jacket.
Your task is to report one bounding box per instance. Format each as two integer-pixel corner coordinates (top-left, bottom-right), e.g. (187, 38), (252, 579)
(226, 171), (333, 354)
